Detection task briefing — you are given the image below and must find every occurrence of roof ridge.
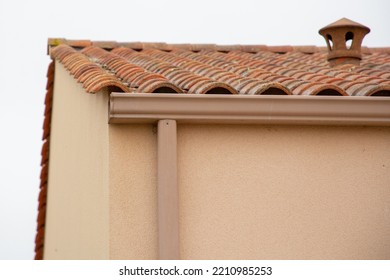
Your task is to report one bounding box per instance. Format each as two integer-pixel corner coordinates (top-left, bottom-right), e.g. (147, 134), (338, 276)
(47, 38), (390, 55)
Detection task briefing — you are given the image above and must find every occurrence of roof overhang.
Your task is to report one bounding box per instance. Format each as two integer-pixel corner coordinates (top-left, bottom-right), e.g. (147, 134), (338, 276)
(109, 93), (390, 126)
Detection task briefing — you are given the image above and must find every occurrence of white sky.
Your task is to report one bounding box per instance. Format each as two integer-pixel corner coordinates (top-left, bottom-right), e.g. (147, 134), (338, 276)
(0, 0), (389, 260)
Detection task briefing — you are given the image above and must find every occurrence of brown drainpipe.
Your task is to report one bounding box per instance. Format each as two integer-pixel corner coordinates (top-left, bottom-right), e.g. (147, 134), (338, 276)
(319, 18), (370, 67)
(157, 119), (180, 259)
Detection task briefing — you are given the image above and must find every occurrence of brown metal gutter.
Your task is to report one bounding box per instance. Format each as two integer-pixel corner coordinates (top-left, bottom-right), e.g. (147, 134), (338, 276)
(109, 94), (390, 126)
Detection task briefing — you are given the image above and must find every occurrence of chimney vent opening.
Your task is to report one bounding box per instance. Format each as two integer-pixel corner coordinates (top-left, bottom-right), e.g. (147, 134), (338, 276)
(345, 31), (354, 49)
(326, 34), (333, 51)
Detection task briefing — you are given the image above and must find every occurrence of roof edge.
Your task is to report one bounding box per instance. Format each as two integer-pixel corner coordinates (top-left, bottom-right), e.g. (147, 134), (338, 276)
(47, 38), (390, 56)
(109, 93), (390, 126)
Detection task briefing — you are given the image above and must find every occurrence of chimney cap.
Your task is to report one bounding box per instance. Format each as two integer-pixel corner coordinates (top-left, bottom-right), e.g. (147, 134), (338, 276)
(319, 17), (370, 35)
(319, 18), (370, 67)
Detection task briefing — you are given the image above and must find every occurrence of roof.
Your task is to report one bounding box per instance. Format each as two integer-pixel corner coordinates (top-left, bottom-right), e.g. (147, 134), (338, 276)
(48, 39), (390, 96)
(35, 38), (390, 260)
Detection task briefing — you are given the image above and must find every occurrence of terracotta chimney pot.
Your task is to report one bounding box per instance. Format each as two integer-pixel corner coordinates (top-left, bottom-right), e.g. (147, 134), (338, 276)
(319, 18), (370, 67)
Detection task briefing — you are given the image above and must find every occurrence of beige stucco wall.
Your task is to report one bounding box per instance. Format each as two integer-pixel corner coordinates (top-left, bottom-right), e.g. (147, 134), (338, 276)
(109, 124), (158, 259)
(44, 62), (109, 259)
(178, 124), (390, 259)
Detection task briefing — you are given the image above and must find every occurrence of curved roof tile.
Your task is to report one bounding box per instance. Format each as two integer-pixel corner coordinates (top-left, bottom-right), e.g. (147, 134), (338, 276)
(188, 80), (237, 94)
(350, 84), (390, 96)
(296, 83), (347, 96)
(50, 40), (390, 97)
(240, 81), (291, 95)
(51, 45), (130, 93)
(136, 79), (182, 93)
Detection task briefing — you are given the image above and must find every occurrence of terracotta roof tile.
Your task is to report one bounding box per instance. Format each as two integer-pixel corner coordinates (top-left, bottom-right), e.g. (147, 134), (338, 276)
(51, 45), (130, 93)
(40, 140), (49, 166)
(35, 59), (54, 259)
(137, 79), (183, 93)
(92, 41), (120, 49)
(47, 40), (390, 96)
(188, 80), (237, 95)
(291, 45), (319, 53)
(267, 45), (294, 53)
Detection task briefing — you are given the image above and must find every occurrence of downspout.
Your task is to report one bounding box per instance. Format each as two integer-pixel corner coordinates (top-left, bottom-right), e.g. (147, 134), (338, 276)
(157, 120), (180, 259)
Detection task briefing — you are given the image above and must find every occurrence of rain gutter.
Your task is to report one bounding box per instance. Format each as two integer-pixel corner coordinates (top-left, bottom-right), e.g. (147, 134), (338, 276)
(109, 94), (390, 126)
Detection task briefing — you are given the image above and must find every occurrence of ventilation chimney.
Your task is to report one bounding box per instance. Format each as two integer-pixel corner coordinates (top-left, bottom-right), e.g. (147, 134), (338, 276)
(319, 18), (370, 67)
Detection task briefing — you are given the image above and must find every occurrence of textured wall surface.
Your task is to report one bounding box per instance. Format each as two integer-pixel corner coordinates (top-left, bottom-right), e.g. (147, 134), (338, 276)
(44, 62), (109, 259)
(109, 124), (158, 259)
(178, 124), (390, 259)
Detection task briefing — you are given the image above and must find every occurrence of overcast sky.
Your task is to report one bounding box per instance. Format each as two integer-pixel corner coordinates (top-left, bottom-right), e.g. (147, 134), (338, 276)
(0, 0), (389, 260)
